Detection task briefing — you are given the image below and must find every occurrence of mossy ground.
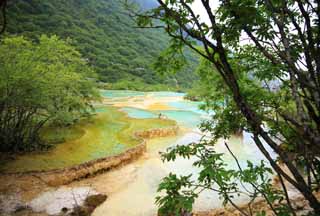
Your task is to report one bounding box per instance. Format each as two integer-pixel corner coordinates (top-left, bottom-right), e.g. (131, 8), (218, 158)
(0, 106), (176, 172)
(40, 126), (85, 144)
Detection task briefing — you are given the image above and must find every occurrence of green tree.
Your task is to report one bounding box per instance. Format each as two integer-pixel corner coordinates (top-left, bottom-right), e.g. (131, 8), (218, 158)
(0, 35), (99, 152)
(134, 0), (320, 215)
(4, 0), (199, 89)
(0, 0), (6, 34)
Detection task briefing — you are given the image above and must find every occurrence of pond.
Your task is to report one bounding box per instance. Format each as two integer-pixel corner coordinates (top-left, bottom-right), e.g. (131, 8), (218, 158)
(90, 90), (274, 215)
(2, 90), (274, 215)
(1, 106), (176, 172)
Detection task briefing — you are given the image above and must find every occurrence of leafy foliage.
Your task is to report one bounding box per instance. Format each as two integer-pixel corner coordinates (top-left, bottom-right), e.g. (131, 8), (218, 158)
(0, 35), (99, 152)
(156, 173), (197, 216)
(5, 0), (198, 89)
(135, 0), (320, 214)
(157, 139), (291, 216)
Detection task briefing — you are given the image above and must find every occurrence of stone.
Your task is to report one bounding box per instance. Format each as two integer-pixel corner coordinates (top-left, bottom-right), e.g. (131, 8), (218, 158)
(84, 194), (107, 208)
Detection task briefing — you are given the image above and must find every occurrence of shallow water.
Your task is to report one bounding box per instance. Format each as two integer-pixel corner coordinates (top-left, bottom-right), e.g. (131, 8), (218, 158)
(92, 132), (269, 215)
(120, 107), (158, 119)
(91, 90), (274, 215)
(9, 90), (274, 215)
(1, 106), (175, 172)
(101, 90), (146, 98)
(120, 107), (204, 129)
(148, 91), (185, 97)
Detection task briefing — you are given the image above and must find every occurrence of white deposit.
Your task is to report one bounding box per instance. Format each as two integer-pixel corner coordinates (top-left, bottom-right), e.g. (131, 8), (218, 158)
(29, 186), (98, 215)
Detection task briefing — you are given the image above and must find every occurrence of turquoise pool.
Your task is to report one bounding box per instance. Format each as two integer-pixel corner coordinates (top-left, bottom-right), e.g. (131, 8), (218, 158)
(101, 90), (146, 98)
(120, 107), (158, 119)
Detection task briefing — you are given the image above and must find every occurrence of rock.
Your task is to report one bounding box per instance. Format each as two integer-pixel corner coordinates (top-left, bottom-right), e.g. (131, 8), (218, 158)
(135, 126), (179, 139)
(66, 194), (107, 216)
(68, 206), (89, 216)
(84, 194), (107, 208)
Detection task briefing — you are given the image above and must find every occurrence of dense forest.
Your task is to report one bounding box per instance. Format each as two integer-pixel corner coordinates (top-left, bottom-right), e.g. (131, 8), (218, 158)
(6, 0), (198, 90)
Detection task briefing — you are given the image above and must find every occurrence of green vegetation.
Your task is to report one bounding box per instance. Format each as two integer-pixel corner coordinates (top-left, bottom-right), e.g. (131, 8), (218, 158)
(5, 0), (198, 89)
(2, 0), (319, 214)
(40, 126), (85, 145)
(0, 35), (99, 152)
(185, 60), (221, 102)
(1, 106), (176, 172)
(136, 0), (320, 215)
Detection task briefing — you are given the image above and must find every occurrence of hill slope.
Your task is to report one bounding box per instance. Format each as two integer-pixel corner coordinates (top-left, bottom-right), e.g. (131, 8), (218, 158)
(6, 0), (198, 89)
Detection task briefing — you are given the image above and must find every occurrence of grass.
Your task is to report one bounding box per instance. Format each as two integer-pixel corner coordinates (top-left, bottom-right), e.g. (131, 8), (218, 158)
(1, 106), (176, 172)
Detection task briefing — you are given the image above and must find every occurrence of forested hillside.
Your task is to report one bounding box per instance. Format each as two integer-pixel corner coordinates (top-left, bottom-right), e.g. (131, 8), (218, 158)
(6, 0), (198, 89)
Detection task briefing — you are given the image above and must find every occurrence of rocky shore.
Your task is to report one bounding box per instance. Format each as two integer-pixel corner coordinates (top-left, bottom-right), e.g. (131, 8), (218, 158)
(135, 126), (179, 139)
